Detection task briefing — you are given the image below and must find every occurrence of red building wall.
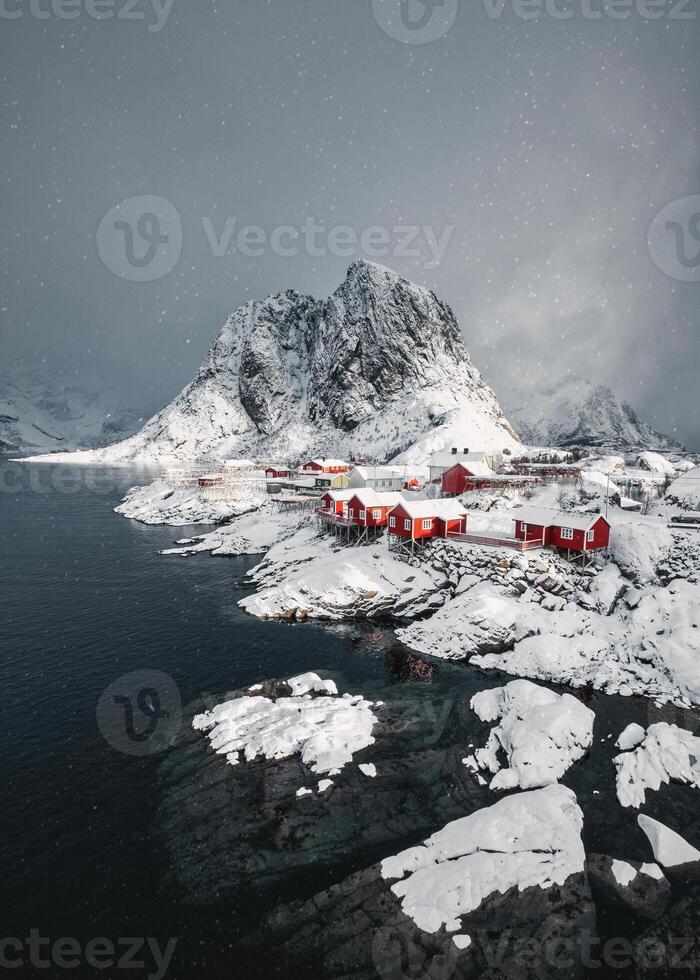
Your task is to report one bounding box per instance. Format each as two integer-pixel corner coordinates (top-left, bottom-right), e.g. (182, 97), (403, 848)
(441, 464), (487, 496)
(347, 496), (392, 527)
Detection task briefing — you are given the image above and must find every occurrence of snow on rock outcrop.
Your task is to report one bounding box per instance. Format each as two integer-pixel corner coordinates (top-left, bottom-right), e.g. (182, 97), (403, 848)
(614, 723), (700, 808)
(635, 451), (677, 475)
(192, 675), (376, 774)
(0, 366), (148, 454)
(380, 784), (585, 945)
(607, 521), (673, 584)
(637, 815), (700, 867)
(463, 680), (594, 790)
(115, 477), (267, 526)
(667, 465), (700, 511)
(27, 262), (519, 465)
(162, 508), (300, 554)
(502, 375), (681, 451)
(239, 526), (447, 621)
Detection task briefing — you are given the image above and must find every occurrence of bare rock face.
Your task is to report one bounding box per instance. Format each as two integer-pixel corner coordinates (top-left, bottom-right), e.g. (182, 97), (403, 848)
(45, 261), (520, 463)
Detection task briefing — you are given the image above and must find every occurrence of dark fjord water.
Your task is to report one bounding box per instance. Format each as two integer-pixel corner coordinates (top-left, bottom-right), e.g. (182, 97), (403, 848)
(2, 459), (699, 979)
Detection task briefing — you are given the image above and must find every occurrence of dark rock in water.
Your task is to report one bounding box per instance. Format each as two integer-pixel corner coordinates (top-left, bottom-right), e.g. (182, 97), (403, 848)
(245, 863), (593, 979)
(587, 853), (670, 919)
(631, 880), (700, 977)
(156, 679), (491, 906)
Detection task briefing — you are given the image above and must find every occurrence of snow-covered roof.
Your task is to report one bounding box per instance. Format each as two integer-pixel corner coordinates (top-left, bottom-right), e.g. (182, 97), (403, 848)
(443, 459), (496, 478)
(348, 488), (403, 507)
(511, 506), (608, 531)
(324, 488), (356, 502)
(429, 450), (489, 468)
(393, 498), (467, 520)
(349, 465), (406, 480)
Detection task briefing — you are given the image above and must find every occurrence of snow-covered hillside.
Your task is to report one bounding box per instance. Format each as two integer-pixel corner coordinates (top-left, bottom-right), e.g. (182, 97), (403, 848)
(502, 376), (681, 451)
(0, 368), (146, 454)
(25, 262), (520, 465)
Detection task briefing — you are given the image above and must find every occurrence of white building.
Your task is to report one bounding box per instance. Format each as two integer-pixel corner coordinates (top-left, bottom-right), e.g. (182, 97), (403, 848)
(427, 449), (492, 483)
(347, 465), (408, 491)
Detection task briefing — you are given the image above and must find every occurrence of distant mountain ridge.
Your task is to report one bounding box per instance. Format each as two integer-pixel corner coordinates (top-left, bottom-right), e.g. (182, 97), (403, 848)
(502, 376), (682, 451)
(28, 262), (521, 464)
(0, 368), (146, 454)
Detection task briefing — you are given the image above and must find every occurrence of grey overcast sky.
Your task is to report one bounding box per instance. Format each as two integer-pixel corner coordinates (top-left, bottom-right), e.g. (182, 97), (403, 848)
(1, 0), (699, 445)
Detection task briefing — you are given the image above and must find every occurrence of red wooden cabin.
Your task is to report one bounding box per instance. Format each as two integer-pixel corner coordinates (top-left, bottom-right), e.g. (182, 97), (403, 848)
(346, 490), (402, 527)
(441, 461), (495, 496)
(512, 507), (610, 552)
(198, 474), (224, 488)
(388, 499), (468, 541)
(319, 489), (355, 514)
(265, 466), (291, 479)
(300, 458), (349, 475)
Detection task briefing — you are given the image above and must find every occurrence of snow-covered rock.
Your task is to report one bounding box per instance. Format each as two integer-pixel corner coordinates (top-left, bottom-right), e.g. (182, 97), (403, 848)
(636, 451), (677, 475)
(667, 465), (700, 511)
(163, 508), (300, 554)
(607, 520), (672, 584)
(614, 723), (700, 808)
(380, 785), (585, 946)
(240, 526), (446, 621)
(502, 375), (680, 451)
(26, 262), (520, 465)
(638, 815), (700, 867)
(464, 680), (594, 790)
(115, 477), (266, 526)
(192, 677), (376, 775)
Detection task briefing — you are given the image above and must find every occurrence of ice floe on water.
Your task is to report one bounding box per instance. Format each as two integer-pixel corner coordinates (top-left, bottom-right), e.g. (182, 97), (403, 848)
(637, 814), (700, 867)
(463, 680), (595, 790)
(380, 784), (585, 946)
(192, 673), (376, 775)
(613, 722), (700, 808)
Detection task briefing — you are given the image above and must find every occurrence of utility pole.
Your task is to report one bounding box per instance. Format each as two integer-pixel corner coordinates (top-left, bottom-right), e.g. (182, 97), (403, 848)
(605, 472), (610, 519)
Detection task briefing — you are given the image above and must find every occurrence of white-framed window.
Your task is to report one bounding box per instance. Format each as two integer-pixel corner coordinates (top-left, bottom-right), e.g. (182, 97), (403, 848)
(373, 509), (382, 519)
(348, 508), (354, 518)
(560, 527), (574, 541)
(389, 516), (396, 528)
(521, 523), (528, 535)
(359, 510), (366, 520)
(404, 519), (411, 531)
(586, 529), (594, 542)
(422, 519), (433, 530)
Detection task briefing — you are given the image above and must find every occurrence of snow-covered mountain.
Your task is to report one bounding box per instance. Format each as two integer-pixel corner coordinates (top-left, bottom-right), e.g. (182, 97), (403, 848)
(0, 368), (147, 454)
(31, 262), (520, 465)
(502, 376), (681, 452)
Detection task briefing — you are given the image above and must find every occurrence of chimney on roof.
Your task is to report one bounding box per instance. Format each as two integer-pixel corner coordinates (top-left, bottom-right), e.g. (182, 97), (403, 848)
(451, 447), (457, 455)
(463, 448), (469, 454)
